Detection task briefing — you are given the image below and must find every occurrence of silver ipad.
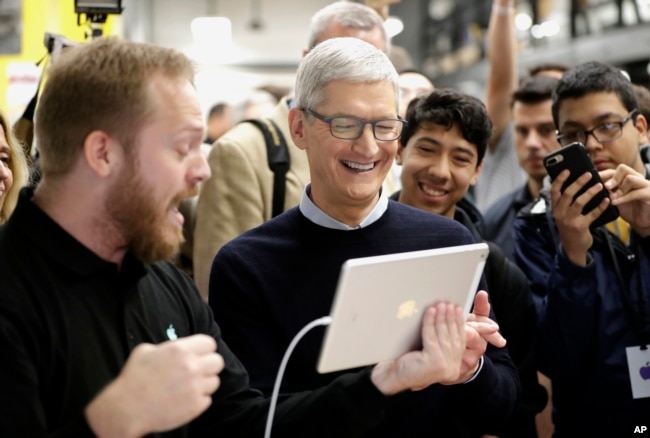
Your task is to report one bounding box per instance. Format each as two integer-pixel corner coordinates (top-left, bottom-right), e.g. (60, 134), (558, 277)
(317, 242), (489, 374)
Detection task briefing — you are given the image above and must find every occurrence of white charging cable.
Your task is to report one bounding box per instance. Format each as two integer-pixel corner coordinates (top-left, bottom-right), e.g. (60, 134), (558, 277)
(263, 315), (333, 438)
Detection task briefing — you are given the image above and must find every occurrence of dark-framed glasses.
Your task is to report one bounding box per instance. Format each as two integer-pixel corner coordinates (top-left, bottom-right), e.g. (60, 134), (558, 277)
(303, 108), (406, 141)
(556, 109), (638, 146)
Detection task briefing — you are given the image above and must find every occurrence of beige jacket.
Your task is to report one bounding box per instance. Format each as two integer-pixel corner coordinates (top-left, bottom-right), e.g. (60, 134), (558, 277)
(194, 98), (308, 299)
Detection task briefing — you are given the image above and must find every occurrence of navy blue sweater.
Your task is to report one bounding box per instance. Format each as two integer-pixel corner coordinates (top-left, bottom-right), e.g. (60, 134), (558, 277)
(210, 201), (519, 437)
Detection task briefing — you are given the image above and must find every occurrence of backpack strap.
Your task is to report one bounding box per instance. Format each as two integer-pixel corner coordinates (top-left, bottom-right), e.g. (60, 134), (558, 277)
(241, 118), (290, 217)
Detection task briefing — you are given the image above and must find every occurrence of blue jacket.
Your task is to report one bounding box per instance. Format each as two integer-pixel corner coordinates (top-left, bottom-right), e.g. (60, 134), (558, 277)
(514, 188), (650, 436)
(483, 184), (533, 262)
(455, 198), (547, 438)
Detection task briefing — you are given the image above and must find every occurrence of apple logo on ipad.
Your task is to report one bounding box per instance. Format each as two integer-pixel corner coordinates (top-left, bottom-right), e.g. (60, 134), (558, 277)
(396, 300), (418, 320)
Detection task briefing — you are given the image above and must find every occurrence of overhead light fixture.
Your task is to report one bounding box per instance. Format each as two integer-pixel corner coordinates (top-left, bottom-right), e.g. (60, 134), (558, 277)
(515, 13), (532, 31)
(191, 17), (232, 46)
(530, 20), (560, 39)
(428, 0), (454, 20)
(191, 17), (233, 63)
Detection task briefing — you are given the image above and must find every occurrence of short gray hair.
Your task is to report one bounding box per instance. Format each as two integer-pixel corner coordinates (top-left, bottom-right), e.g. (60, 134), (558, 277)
(307, 1), (389, 52)
(294, 37), (399, 112)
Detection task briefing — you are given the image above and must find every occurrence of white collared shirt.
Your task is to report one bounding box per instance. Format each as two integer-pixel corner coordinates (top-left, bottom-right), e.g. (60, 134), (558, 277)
(299, 184), (388, 230)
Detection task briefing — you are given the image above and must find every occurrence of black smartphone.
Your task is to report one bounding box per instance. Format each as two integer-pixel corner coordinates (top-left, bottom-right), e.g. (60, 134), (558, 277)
(543, 141), (619, 229)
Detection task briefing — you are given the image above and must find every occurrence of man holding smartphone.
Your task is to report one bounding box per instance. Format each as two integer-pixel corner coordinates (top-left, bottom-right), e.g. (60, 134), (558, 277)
(514, 61), (650, 436)
(542, 140), (621, 229)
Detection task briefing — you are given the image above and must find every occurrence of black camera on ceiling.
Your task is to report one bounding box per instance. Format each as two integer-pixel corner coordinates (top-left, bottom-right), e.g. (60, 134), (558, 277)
(75, 0), (123, 37)
(74, 0), (123, 15)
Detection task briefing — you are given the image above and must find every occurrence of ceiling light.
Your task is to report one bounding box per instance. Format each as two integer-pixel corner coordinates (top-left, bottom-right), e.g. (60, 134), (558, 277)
(515, 13), (532, 31)
(191, 17), (232, 63)
(191, 17), (232, 47)
(384, 16), (404, 38)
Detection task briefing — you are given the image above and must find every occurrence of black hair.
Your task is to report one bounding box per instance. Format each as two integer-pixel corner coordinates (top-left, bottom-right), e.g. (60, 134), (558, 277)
(632, 83), (650, 125)
(512, 75), (559, 107)
(551, 61), (638, 128)
(208, 102), (229, 118)
(528, 62), (570, 77)
(398, 68), (433, 81)
(400, 88), (492, 164)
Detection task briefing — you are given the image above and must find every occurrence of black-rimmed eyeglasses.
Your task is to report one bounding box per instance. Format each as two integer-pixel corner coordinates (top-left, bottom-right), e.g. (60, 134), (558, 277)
(556, 109), (638, 146)
(303, 108), (406, 141)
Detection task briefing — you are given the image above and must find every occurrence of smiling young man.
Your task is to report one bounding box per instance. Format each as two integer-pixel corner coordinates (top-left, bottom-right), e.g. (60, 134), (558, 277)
(394, 88), (546, 437)
(515, 61), (650, 436)
(395, 90), (486, 219)
(209, 38), (519, 437)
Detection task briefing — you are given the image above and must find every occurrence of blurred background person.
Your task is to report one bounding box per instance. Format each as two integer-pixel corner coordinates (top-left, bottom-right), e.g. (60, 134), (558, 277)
(364, 0), (414, 71)
(229, 88), (278, 124)
(483, 75), (561, 262)
(633, 83), (650, 144)
(528, 63), (570, 80)
(203, 102), (233, 146)
(472, 0), (520, 212)
(0, 108), (29, 224)
(392, 68), (435, 190)
(473, 1), (568, 213)
(634, 83), (650, 166)
(398, 68), (434, 118)
(185, 90), (277, 276)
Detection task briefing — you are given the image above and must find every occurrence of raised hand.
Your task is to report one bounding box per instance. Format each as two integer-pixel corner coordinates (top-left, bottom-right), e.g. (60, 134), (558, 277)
(86, 334), (224, 437)
(466, 290), (504, 348)
(448, 290), (505, 384)
(550, 169), (611, 265)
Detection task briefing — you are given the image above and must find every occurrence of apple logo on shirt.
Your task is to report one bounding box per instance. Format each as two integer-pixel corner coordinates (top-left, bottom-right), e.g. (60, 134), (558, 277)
(166, 324), (178, 340)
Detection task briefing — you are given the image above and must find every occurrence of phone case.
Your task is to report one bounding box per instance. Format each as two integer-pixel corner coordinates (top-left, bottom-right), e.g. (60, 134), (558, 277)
(543, 142), (619, 229)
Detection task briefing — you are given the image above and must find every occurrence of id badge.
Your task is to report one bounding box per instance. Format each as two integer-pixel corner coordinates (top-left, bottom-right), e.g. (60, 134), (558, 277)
(625, 345), (650, 399)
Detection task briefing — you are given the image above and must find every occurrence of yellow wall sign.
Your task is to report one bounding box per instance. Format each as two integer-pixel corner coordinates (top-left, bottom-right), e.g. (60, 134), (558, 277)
(0, 0), (119, 122)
